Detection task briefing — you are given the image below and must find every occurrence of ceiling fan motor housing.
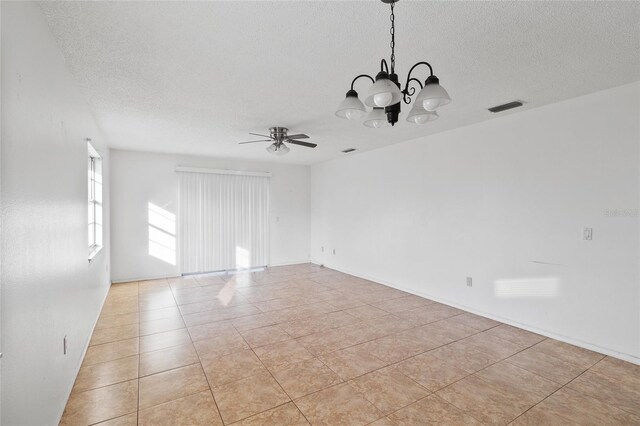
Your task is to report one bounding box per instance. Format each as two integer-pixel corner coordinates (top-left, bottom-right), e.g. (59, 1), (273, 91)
(269, 127), (289, 142)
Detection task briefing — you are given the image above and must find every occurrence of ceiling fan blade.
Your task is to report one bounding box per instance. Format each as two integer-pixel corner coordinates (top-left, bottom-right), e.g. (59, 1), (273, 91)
(239, 139), (272, 144)
(288, 140), (317, 148)
(285, 134), (309, 139)
(249, 132), (272, 139)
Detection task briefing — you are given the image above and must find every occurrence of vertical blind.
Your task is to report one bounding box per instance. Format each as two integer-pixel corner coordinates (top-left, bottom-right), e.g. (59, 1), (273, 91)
(179, 170), (270, 274)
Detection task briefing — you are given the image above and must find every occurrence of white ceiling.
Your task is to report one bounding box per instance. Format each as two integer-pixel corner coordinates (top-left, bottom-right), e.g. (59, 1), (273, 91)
(40, 1), (640, 165)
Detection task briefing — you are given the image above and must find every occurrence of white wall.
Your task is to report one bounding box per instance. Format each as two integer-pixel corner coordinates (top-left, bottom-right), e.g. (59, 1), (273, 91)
(1, 2), (112, 424)
(311, 82), (640, 362)
(110, 149), (310, 282)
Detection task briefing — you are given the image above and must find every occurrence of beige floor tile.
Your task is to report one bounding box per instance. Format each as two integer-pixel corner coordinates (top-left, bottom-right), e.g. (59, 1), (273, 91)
(348, 366), (429, 415)
(138, 390), (223, 426)
(345, 305), (390, 320)
(485, 324), (545, 347)
(95, 312), (139, 330)
(90, 323), (140, 346)
(213, 371), (290, 424)
(73, 355), (139, 393)
(254, 339), (314, 370)
(358, 327), (447, 364)
(532, 339), (604, 369)
(319, 344), (387, 380)
(139, 343), (199, 376)
(187, 320), (236, 342)
(475, 361), (561, 403)
(201, 348), (267, 387)
(231, 402), (309, 425)
(370, 295), (433, 313)
(510, 404), (580, 426)
(139, 364), (210, 409)
(93, 412), (138, 426)
(446, 312), (501, 331)
(395, 352), (473, 391)
(240, 324), (291, 348)
(61, 380), (138, 425)
(193, 329), (250, 360)
(388, 395), (483, 425)
(231, 312), (278, 332)
(140, 328), (192, 353)
(567, 369), (640, 416)
(65, 266), (640, 425)
(139, 316), (185, 336)
(505, 346), (587, 384)
(436, 374), (537, 425)
(83, 338), (139, 366)
(271, 357), (342, 398)
(139, 306), (182, 322)
(428, 342), (498, 374)
(295, 382), (383, 426)
(536, 387), (640, 425)
(588, 355), (640, 388)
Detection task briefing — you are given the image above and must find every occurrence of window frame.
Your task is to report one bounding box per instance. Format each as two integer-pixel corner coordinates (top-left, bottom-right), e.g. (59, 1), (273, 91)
(88, 142), (103, 262)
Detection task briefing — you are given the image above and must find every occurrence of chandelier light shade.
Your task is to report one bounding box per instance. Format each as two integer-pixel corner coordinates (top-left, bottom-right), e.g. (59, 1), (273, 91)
(335, 90), (367, 119)
(406, 104), (438, 124)
(364, 72), (404, 107)
(416, 76), (451, 111)
(363, 108), (390, 128)
(335, 0), (451, 127)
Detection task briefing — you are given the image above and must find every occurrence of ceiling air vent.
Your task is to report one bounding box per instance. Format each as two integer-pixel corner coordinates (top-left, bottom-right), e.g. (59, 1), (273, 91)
(342, 148), (357, 153)
(488, 101), (523, 113)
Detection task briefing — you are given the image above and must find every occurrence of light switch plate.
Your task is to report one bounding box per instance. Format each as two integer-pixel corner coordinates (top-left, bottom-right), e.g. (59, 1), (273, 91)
(583, 227), (593, 241)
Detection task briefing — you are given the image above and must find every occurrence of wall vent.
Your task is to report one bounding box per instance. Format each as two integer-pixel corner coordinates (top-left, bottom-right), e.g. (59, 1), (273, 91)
(488, 101), (523, 113)
(342, 148), (357, 153)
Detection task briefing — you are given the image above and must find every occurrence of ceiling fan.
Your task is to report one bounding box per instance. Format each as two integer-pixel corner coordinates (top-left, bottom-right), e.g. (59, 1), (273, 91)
(238, 127), (317, 156)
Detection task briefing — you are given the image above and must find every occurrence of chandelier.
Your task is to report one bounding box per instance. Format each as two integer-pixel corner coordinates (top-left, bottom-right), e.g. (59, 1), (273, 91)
(335, 0), (451, 128)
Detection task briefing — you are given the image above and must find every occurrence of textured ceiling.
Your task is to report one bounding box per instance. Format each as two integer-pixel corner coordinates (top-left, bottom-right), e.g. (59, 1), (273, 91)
(40, 1), (640, 165)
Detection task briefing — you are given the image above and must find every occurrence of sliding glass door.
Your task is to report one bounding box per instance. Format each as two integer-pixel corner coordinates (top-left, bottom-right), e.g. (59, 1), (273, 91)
(179, 170), (269, 274)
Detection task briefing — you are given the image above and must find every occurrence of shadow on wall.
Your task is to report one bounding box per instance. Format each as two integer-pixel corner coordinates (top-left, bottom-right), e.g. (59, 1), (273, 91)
(493, 277), (559, 298)
(148, 202), (176, 265)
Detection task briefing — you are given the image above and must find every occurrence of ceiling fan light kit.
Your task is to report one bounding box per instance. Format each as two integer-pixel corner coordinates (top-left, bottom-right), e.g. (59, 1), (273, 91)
(336, 0), (451, 127)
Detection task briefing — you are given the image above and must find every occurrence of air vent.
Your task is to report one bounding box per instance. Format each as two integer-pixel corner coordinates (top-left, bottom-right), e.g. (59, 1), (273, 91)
(342, 148), (357, 153)
(488, 101), (523, 113)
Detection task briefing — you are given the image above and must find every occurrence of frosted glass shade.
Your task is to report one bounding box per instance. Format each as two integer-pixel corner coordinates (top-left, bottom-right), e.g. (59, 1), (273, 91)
(275, 144), (290, 155)
(266, 143), (277, 154)
(335, 94), (367, 120)
(406, 104), (439, 124)
(363, 108), (389, 128)
(365, 77), (403, 107)
(416, 81), (451, 111)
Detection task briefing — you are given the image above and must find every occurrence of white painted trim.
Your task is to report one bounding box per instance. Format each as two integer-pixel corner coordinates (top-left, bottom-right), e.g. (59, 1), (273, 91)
(267, 259), (311, 267)
(111, 273), (181, 284)
(175, 166), (271, 177)
(311, 259), (640, 366)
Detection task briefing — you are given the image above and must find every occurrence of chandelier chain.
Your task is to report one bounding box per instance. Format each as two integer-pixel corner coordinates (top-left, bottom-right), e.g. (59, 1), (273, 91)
(390, 2), (395, 73)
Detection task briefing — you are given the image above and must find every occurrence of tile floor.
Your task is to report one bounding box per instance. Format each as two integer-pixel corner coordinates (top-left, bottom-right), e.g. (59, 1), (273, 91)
(61, 263), (640, 425)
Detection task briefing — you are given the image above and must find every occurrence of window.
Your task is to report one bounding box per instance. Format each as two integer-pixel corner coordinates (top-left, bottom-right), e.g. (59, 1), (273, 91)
(88, 142), (103, 260)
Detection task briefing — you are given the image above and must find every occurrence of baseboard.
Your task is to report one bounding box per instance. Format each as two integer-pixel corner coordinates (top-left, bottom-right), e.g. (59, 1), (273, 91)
(57, 281), (111, 423)
(111, 262), (312, 283)
(267, 259), (312, 268)
(111, 272), (181, 284)
(312, 260), (640, 366)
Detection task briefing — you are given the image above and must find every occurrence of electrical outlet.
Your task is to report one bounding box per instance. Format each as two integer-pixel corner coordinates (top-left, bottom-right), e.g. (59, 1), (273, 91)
(332, 249), (336, 255)
(63, 335), (68, 355)
(466, 277), (473, 287)
(583, 227), (593, 241)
